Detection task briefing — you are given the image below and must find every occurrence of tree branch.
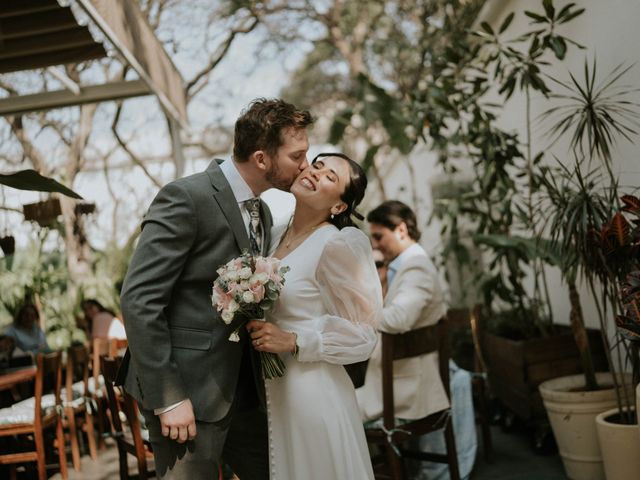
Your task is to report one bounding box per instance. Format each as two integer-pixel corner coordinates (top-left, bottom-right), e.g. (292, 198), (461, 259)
(185, 15), (259, 99)
(111, 102), (163, 189)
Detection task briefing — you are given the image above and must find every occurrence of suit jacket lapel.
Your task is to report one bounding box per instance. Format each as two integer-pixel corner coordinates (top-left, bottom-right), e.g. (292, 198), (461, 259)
(207, 160), (252, 253)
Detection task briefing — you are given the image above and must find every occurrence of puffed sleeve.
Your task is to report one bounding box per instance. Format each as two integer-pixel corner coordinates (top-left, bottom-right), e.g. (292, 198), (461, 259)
(295, 227), (383, 364)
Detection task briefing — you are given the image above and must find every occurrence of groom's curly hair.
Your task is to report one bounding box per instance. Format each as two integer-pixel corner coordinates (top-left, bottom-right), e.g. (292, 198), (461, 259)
(233, 98), (314, 162)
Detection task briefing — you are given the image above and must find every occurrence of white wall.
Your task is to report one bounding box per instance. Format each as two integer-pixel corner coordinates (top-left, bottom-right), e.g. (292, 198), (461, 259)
(481, 0), (640, 329)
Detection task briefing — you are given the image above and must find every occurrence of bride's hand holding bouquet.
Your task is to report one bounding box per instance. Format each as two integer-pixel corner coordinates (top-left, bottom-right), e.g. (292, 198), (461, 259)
(211, 251), (289, 379)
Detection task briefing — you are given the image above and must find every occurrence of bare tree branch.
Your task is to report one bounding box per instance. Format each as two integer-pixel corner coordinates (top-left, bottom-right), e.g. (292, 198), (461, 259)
(6, 116), (49, 174)
(111, 102), (163, 188)
(185, 15), (259, 99)
(0, 205), (23, 214)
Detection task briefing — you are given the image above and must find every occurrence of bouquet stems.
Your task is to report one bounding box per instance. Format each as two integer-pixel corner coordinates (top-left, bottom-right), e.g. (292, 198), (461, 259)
(260, 351), (286, 379)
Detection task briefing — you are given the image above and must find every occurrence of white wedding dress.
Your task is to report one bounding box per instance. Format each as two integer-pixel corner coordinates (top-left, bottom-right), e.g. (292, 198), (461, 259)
(265, 225), (382, 480)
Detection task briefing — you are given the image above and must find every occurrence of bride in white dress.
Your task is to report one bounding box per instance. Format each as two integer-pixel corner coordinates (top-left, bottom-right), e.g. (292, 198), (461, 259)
(247, 153), (382, 480)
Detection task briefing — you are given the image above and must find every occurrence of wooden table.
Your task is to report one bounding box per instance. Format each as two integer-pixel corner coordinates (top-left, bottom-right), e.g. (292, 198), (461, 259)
(0, 366), (36, 391)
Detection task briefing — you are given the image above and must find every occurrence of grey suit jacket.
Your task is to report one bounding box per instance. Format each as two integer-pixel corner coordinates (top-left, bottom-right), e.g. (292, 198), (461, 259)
(116, 160), (272, 422)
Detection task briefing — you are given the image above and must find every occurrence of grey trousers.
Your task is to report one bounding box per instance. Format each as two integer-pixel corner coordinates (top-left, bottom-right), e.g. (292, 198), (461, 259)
(141, 406), (269, 480)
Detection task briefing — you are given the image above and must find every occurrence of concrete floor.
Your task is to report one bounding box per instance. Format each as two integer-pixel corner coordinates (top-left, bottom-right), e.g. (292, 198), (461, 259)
(471, 425), (567, 480)
(44, 425), (569, 480)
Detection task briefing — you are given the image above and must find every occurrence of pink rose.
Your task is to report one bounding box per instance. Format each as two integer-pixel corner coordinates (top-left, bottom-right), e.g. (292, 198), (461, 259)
(213, 284), (232, 311)
(250, 282), (266, 302)
(255, 257), (280, 277)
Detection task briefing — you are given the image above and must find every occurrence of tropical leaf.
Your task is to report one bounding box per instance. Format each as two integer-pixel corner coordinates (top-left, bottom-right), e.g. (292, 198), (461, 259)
(0, 170), (82, 199)
(499, 12), (515, 34)
(610, 212), (630, 247)
(473, 233), (561, 266)
(524, 11), (547, 23)
(621, 195), (640, 214)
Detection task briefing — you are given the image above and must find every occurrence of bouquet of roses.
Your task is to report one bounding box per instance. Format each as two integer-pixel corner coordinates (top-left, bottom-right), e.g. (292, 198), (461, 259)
(211, 251), (290, 379)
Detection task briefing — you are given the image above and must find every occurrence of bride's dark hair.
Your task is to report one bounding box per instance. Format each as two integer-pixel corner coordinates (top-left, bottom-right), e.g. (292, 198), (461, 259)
(311, 153), (367, 230)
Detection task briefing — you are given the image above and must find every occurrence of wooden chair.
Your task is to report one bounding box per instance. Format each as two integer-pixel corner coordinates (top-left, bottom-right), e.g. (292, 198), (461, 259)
(365, 320), (460, 480)
(0, 352), (68, 480)
(90, 338), (128, 447)
(447, 305), (493, 462)
(63, 344), (98, 471)
(101, 355), (155, 480)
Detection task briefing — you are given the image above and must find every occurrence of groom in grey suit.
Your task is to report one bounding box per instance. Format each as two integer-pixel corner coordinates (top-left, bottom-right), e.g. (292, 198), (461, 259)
(116, 98), (313, 479)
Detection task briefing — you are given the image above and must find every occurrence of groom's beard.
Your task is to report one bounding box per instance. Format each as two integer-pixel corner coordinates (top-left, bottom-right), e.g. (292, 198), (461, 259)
(266, 163), (295, 192)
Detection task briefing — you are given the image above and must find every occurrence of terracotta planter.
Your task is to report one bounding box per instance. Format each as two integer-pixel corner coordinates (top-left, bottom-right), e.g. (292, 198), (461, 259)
(539, 373), (630, 480)
(595, 407), (640, 480)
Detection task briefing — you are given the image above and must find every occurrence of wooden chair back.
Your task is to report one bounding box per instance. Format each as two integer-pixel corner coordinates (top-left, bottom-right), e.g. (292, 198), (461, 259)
(446, 305), (486, 373)
(367, 319), (460, 480)
(91, 338), (128, 385)
(446, 306), (493, 462)
(0, 351), (68, 480)
(64, 344), (98, 469)
(381, 321), (451, 430)
(66, 344), (90, 401)
(101, 355), (154, 480)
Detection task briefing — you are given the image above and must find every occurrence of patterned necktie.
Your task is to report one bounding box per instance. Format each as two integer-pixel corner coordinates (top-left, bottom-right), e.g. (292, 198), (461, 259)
(244, 198), (263, 255)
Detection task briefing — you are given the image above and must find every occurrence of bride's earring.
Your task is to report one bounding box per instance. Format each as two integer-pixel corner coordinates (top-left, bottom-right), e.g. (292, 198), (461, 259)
(330, 214), (335, 219)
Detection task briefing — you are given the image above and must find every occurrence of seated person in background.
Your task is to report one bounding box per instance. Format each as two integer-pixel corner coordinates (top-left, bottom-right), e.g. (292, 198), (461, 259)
(81, 299), (127, 340)
(357, 200), (477, 480)
(356, 200), (449, 422)
(3, 303), (50, 354)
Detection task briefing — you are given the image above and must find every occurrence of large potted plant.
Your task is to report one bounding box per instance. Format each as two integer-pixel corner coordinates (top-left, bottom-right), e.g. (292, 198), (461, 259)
(592, 196), (640, 480)
(536, 53), (640, 479)
(429, 1), (614, 440)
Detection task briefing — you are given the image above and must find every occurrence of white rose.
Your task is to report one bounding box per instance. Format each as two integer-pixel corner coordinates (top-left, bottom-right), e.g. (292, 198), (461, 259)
(221, 310), (234, 324)
(240, 280), (250, 290)
(228, 270), (239, 282)
(239, 267), (252, 279)
(228, 299), (239, 313)
(242, 291), (255, 303)
(251, 272), (268, 284)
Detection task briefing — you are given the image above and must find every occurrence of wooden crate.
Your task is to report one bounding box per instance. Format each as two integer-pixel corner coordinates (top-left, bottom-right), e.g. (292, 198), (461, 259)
(483, 326), (609, 422)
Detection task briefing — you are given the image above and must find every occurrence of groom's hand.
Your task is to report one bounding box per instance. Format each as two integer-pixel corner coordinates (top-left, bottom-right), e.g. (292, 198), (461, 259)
(159, 399), (197, 443)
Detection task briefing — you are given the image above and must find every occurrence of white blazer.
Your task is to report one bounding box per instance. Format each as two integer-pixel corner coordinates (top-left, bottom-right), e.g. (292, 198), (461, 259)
(356, 244), (450, 420)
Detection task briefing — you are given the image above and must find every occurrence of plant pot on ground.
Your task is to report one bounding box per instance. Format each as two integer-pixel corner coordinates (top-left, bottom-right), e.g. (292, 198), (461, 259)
(539, 373), (632, 480)
(595, 407), (640, 480)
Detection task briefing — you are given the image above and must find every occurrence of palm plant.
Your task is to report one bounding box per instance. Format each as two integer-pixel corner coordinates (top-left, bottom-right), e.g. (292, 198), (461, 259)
(540, 59), (640, 393)
(540, 165), (617, 390)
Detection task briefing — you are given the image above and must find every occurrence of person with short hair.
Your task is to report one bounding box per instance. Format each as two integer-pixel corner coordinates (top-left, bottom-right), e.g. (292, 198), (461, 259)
(80, 299), (126, 340)
(117, 98), (314, 480)
(357, 200), (449, 422)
